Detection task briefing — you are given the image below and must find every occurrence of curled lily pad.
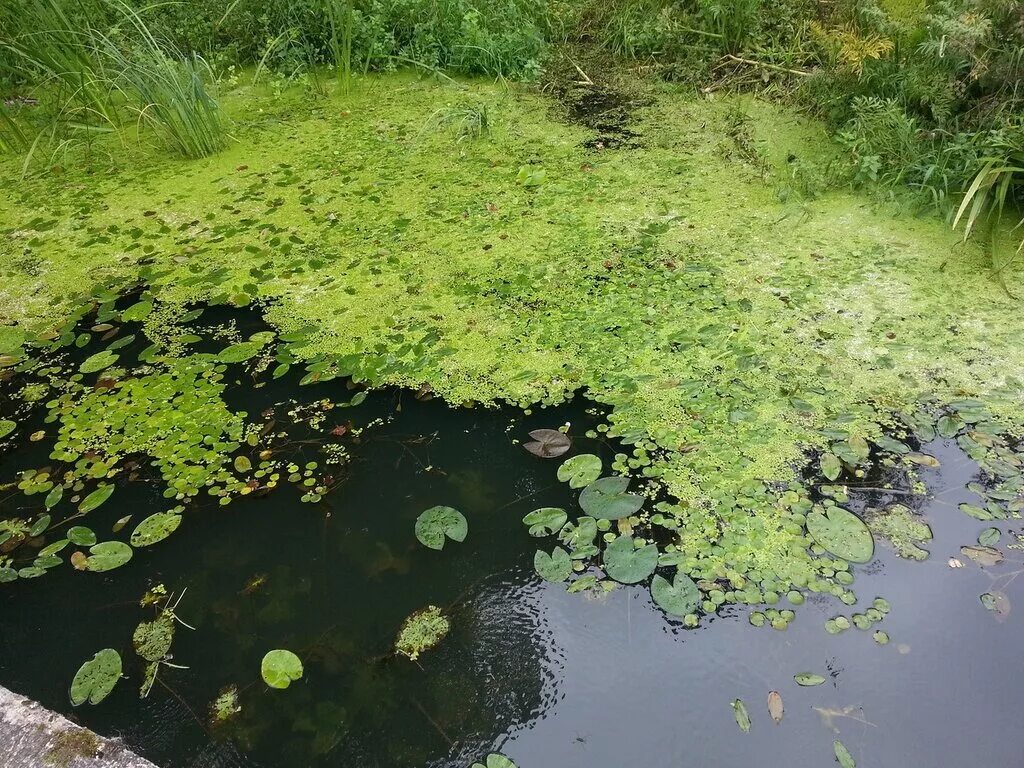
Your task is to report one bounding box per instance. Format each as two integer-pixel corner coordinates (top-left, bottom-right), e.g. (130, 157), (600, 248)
(80, 350), (119, 374)
(0, 420), (15, 439)
(557, 454), (602, 488)
(79, 484), (115, 514)
(559, 515), (597, 551)
(523, 428), (571, 458)
(85, 541), (133, 572)
(70, 649), (122, 705)
(414, 506), (467, 550)
(534, 546), (572, 582)
(731, 699), (750, 732)
(579, 476), (643, 520)
(604, 535), (658, 584)
(472, 755), (517, 768)
(651, 572), (700, 617)
(261, 649), (303, 689)
(522, 507), (567, 537)
(131, 512), (183, 547)
(807, 506), (873, 563)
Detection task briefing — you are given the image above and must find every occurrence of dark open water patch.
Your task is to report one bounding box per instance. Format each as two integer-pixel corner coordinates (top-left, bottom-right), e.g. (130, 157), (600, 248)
(1, 302), (1023, 768)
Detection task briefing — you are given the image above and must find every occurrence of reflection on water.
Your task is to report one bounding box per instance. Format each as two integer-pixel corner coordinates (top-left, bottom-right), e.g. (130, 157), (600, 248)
(1, 370), (1023, 767)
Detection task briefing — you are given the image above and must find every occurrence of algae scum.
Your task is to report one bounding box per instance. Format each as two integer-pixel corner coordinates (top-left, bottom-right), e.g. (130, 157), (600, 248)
(0, 74), (1023, 767)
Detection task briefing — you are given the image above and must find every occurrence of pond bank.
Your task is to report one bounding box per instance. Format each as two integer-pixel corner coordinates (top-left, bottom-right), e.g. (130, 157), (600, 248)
(0, 685), (158, 768)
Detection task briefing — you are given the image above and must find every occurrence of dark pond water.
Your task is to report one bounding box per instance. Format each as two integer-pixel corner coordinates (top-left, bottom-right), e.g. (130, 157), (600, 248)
(1, 312), (1023, 768)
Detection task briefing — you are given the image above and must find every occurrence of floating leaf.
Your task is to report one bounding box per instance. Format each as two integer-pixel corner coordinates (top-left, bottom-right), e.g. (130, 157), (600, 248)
(794, 672), (826, 686)
(907, 452), (940, 468)
(395, 605), (449, 660)
(960, 545), (1003, 567)
(579, 476), (643, 520)
(980, 591), (1011, 621)
(767, 691), (784, 724)
(557, 454), (602, 488)
(261, 649), (303, 689)
(522, 507), (567, 537)
(80, 350), (119, 374)
(44, 485), (64, 510)
(85, 541), (133, 572)
(534, 546), (572, 582)
(936, 414), (962, 438)
(604, 535), (658, 584)
(522, 428), (571, 458)
(70, 649), (122, 705)
(112, 515), (132, 533)
(807, 506), (874, 563)
(131, 512), (183, 547)
(79, 484), (115, 514)
(958, 503), (997, 521)
(472, 755), (517, 768)
(414, 506), (467, 550)
(29, 514), (51, 537)
(218, 341), (264, 363)
(820, 452), (842, 481)
(68, 526), (97, 546)
(834, 740), (855, 768)
(234, 455), (252, 473)
(133, 613), (174, 662)
(559, 515), (597, 551)
(731, 699), (750, 732)
(0, 567), (17, 582)
(121, 300), (154, 322)
(0, 326), (25, 354)
(978, 527), (1001, 547)
(0, 420), (15, 439)
(651, 572), (700, 617)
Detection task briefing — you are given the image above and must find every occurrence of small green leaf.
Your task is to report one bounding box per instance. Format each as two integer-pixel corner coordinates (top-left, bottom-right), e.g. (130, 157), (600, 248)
(85, 541), (133, 572)
(807, 506), (874, 563)
(68, 526), (97, 546)
(80, 350), (119, 374)
(522, 507), (567, 537)
(651, 572), (700, 617)
(472, 754), (518, 768)
(218, 341), (265, 363)
(794, 672), (826, 686)
(234, 455), (252, 473)
(820, 452), (841, 481)
(534, 546), (572, 582)
(603, 535), (658, 584)
(261, 649), (303, 689)
(414, 506), (467, 550)
(79, 484), (115, 514)
(557, 454), (602, 488)
(578, 476), (643, 520)
(130, 512), (183, 547)
(834, 740), (855, 768)
(731, 699), (750, 732)
(0, 419), (15, 439)
(44, 485), (64, 510)
(70, 649), (122, 706)
(978, 527), (1001, 546)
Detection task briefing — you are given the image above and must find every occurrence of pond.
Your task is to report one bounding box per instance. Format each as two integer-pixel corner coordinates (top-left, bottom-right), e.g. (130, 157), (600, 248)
(0, 302), (1022, 768)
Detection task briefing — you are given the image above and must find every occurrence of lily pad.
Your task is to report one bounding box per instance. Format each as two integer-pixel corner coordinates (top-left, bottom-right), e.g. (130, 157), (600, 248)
(68, 526), (97, 546)
(731, 699), (750, 732)
(218, 341), (265, 364)
(130, 512), (183, 547)
(70, 649), (122, 705)
(261, 649), (303, 689)
(604, 535), (658, 584)
(80, 350), (119, 374)
(579, 476), (643, 520)
(557, 454), (602, 488)
(820, 452), (842, 481)
(834, 740), (855, 768)
(85, 541), (133, 572)
(414, 506), (467, 550)
(807, 506), (874, 563)
(960, 544), (1003, 567)
(0, 420), (15, 439)
(0, 326), (25, 354)
(559, 515), (597, 551)
(534, 546), (572, 582)
(79, 484), (115, 514)
(472, 755), (517, 768)
(794, 672), (826, 686)
(522, 428), (571, 458)
(522, 507), (567, 537)
(978, 527), (1001, 547)
(980, 591), (1011, 621)
(651, 572), (700, 617)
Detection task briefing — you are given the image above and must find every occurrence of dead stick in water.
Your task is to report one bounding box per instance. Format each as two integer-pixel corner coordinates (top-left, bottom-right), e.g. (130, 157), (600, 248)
(412, 696), (454, 747)
(722, 54), (813, 77)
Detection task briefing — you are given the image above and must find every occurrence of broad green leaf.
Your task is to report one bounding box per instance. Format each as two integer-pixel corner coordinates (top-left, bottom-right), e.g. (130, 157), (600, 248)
(80, 350), (119, 374)
(936, 414), (962, 438)
(68, 526), (97, 546)
(44, 485), (64, 510)
(414, 506), (467, 550)
(85, 541), (133, 572)
(559, 516), (597, 550)
(0, 326), (25, 354)
(79, 484), (115, 514)
(522, 507), (567, 537)
(579, 476), (643, 520)
(29, 514), (51, 537)
(651, 573), (700, 617)
(70, 649), (121, 705)
(794, 672), (826, 686)
(534, 546), (572, 582)
(121, 300), (154, 322)
(0, 567), (17, 582)
(958, 503), (997, 521)
(807, 506), (874, 563)
(557, 454), (602, 488)
(604, 535), (658, 584)
(731, 699), (750, 732)
(261, 649), (303, 689)
(39, 539), (69, 557)
(834, 740), (855, 768)
(234, 455), (252, 473)
(218, 341), (264, 363)
(0, 419), (15, 439)
(130, 512), (183, 547)
(978, 527), (1001, 546)
(820, 452), (841, 481)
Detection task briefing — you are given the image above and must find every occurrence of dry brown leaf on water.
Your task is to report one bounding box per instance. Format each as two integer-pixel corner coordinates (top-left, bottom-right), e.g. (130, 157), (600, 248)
(767, 691), (783, 724)
(522, 428), (571, 458)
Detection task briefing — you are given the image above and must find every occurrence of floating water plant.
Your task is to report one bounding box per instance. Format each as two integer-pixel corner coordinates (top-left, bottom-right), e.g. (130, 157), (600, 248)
(70, 649), (122, 706)
(556, 453), (602, 488)
(866, 505), (932, 561)
(261, 649), (304, 689)
(414, 506), (468, 550)
(471, 755), (517, 768)
(395, 605), (449, 661)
